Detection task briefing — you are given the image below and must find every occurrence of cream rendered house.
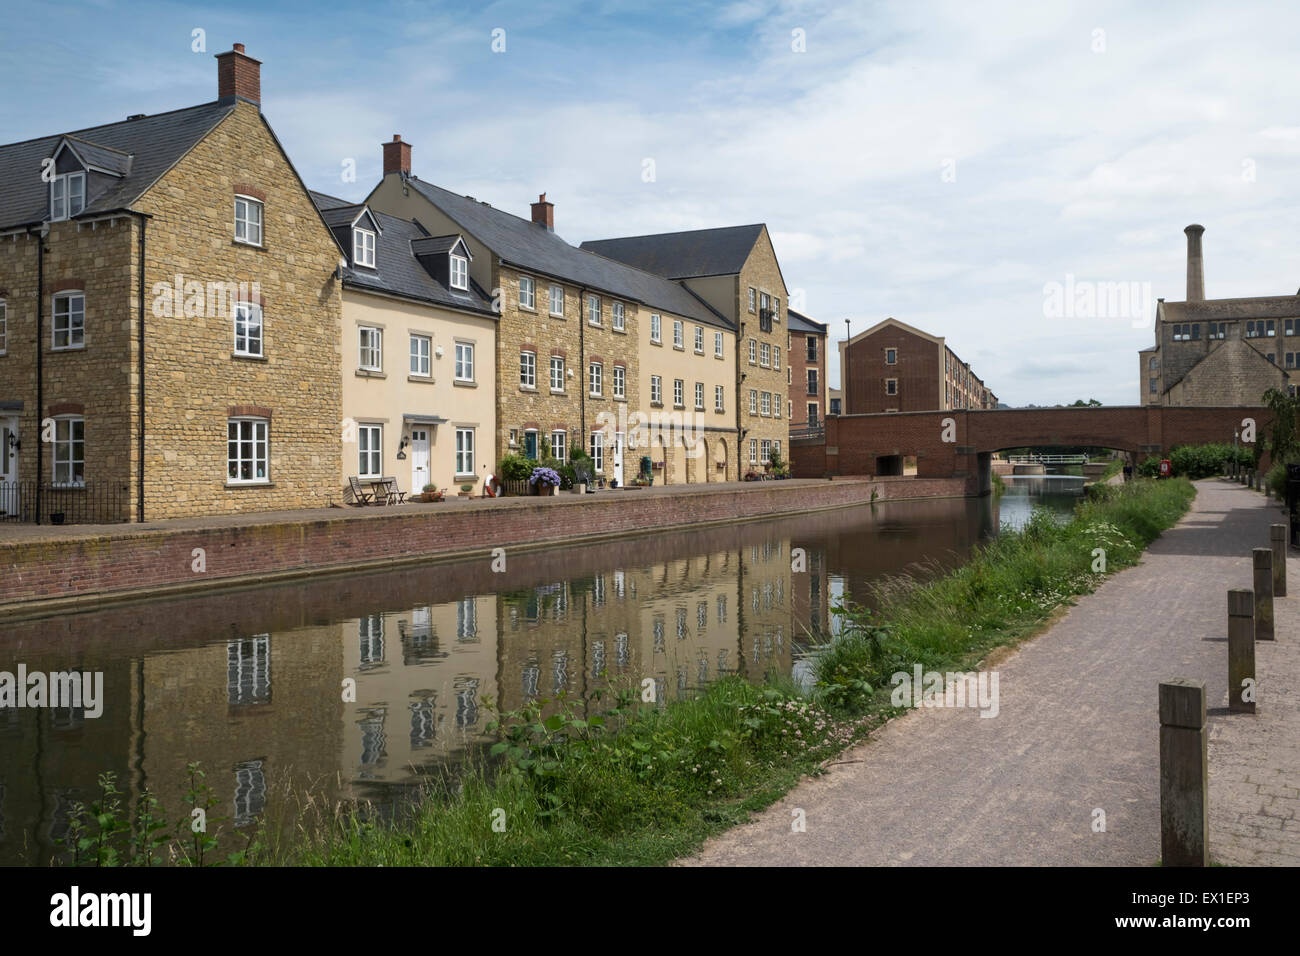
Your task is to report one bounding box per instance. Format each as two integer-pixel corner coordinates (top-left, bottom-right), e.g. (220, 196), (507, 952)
(312, 192), (497, 498)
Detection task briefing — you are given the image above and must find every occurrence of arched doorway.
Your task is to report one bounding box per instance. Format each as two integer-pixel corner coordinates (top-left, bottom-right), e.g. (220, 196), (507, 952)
(716, 438), (729, 482)
(651, 435), (666, 485)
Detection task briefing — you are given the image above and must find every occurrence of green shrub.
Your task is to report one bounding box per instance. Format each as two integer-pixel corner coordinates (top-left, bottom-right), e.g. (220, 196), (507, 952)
(499, 454), (533, 481)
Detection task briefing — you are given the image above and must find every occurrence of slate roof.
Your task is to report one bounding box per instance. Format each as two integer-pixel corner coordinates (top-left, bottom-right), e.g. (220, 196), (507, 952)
(311, 195), (494, 316)
(579, 224), (765, 279)
(400, 177), (729, 329)
(1159, 295), (1300, 322)
(0, 101), (236, 230)
(308, 189), (356, 212)
(787, 308), (827, 335)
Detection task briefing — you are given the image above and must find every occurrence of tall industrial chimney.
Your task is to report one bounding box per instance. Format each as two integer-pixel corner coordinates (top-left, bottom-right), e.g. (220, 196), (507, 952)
(1185, 224), (1205, 302)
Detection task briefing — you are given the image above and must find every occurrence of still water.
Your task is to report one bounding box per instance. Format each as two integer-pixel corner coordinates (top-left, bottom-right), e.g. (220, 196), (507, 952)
(0, 478), (1083, 863)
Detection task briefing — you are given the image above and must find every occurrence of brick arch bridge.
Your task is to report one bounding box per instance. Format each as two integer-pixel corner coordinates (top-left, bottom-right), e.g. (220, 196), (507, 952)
(791, 405), (1269, 495)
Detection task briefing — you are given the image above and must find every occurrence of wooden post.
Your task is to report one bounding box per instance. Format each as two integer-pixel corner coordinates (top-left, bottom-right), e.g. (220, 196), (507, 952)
(1271, 524), (1287, 598)
(1159, 679), (1208, 867)
(1254, 548), (1275, 641)
(1228, 589), (1255, 714)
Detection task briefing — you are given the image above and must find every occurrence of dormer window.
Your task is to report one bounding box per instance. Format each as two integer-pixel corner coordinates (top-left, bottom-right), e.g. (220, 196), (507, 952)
(450, 254), (468, 290)
(353, 228), (376, 268)
(50, 171), (85, 221)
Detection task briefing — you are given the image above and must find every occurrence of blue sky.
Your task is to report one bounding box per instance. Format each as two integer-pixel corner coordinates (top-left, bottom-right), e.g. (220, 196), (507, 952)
(5, 0), (1300, 406)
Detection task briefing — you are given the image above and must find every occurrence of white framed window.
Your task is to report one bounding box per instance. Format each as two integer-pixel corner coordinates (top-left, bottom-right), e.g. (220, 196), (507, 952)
(715, 385), (725, 411)
(760, 343), (771, 367)
(455, 427), (475, 476)
(774, 396), (781, 419)
(518, 275), (535, 310)
(52, 292), (85, 350)
(612, 301), (625, 331)
(694, 326), (704, 353)
(358, 326), (382, 370)
(549, 284), (564, 316)
(227, 417), (269, 484)
(673, 320), (684, 348)
(748, 288), (756, 313)
(761, 438), (771, 463)
(519, 350), (536, 388)
(586, 294), (601, 325)
(234, 195), (263, 246)
(590, 432), (604, 471)
(650, 313), (661, 343)
(450, 254), (468, 290)
(551, 430), (567, 461)
(749, 389), (757, 415)
(886, 378), (897, 396)
(353, 228), (376, 267)
(0, 299), (6, 354)
(714, 331), (723, 358)
(410, 334), (431, 376)
(748, 339), (757, 364)
(613, 365), (626, 399)
(773, 345), (780, 370)
(886, 348), (897, 364)
(550, 355), (565, 391)
(589, 361), (603, 396)
(358, 424), (382, 478)
(51, 416), (84, 487)
(772, 298), (780, 323)
(673, 378), (684, 407)
(50, 171), (86, 222)
(455, 341), (474, 381)
(761, 391), (771, 416)
(694, 382), (704, 410)
(749, 438), (758, 463)
(234, 302), (262, 357)
(651, 375), (662, 404)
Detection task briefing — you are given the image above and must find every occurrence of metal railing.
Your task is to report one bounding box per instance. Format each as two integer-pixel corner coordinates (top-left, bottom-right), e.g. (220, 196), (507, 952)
(1005, 454), (1089, 465)
(0, 479), (130, 524)
(789, 425), (825, 441)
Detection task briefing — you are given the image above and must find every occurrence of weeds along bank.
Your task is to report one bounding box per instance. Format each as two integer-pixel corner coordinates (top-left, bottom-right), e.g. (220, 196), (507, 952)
(47, 478), (1195, 868)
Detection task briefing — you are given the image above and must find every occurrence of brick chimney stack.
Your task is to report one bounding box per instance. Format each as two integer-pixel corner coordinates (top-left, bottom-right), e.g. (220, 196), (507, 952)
(1185, 224), (1205, 302)
(216, 43), (261, 105)
(531, 193), (554, 230)
(382, 134), (412, 177)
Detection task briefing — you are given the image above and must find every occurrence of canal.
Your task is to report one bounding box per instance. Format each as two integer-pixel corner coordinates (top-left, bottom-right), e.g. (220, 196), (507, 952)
(0, 477), (1085, 864)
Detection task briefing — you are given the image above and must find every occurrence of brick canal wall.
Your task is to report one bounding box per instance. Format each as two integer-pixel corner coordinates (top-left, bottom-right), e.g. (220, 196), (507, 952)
(0, 477), (965, 614)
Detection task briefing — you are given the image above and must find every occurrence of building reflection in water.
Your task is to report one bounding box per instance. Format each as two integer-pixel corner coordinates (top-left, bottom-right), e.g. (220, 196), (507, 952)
(0, 494), (998, 864)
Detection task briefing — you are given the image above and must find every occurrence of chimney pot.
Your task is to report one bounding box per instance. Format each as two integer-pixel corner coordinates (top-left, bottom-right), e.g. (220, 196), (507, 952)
(215, 43), (261, 105)
(1184, 223), (1205, 302)
(531, 193), (554, 231)
(383, 134), (412, 176)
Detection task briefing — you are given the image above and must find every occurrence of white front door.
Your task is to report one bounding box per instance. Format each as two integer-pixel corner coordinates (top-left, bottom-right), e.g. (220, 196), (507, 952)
(0, 417), (17, 517)
(613, 431), (624, 486)
(410, 429), (430, 491)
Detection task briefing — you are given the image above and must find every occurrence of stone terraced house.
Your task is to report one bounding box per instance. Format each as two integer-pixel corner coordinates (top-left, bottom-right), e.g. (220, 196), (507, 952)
(366, 137), (753, 484)
(581, 225), (792, 474)
(309, 190), (498, 498)
(0, 44), (343, 523)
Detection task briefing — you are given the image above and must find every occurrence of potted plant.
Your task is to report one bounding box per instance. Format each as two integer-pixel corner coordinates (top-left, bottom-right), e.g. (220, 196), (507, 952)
(421, 483), (443, 502)
(529, 466), (562, 496)
(458, 482), (474, 498)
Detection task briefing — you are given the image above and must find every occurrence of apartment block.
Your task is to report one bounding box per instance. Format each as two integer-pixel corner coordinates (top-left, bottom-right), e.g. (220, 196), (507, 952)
(840, 317), (997, 414)
(0, 44), (343, 522)
(787, 308), (828, 427)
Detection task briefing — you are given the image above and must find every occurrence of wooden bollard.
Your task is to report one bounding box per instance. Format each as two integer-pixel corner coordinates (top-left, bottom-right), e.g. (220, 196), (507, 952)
(1271, 524), (1287, 598)
(1254, 548), (1275, 641)
(1159, 679), (1209, 867)
(1228, 589), (1255, 714)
